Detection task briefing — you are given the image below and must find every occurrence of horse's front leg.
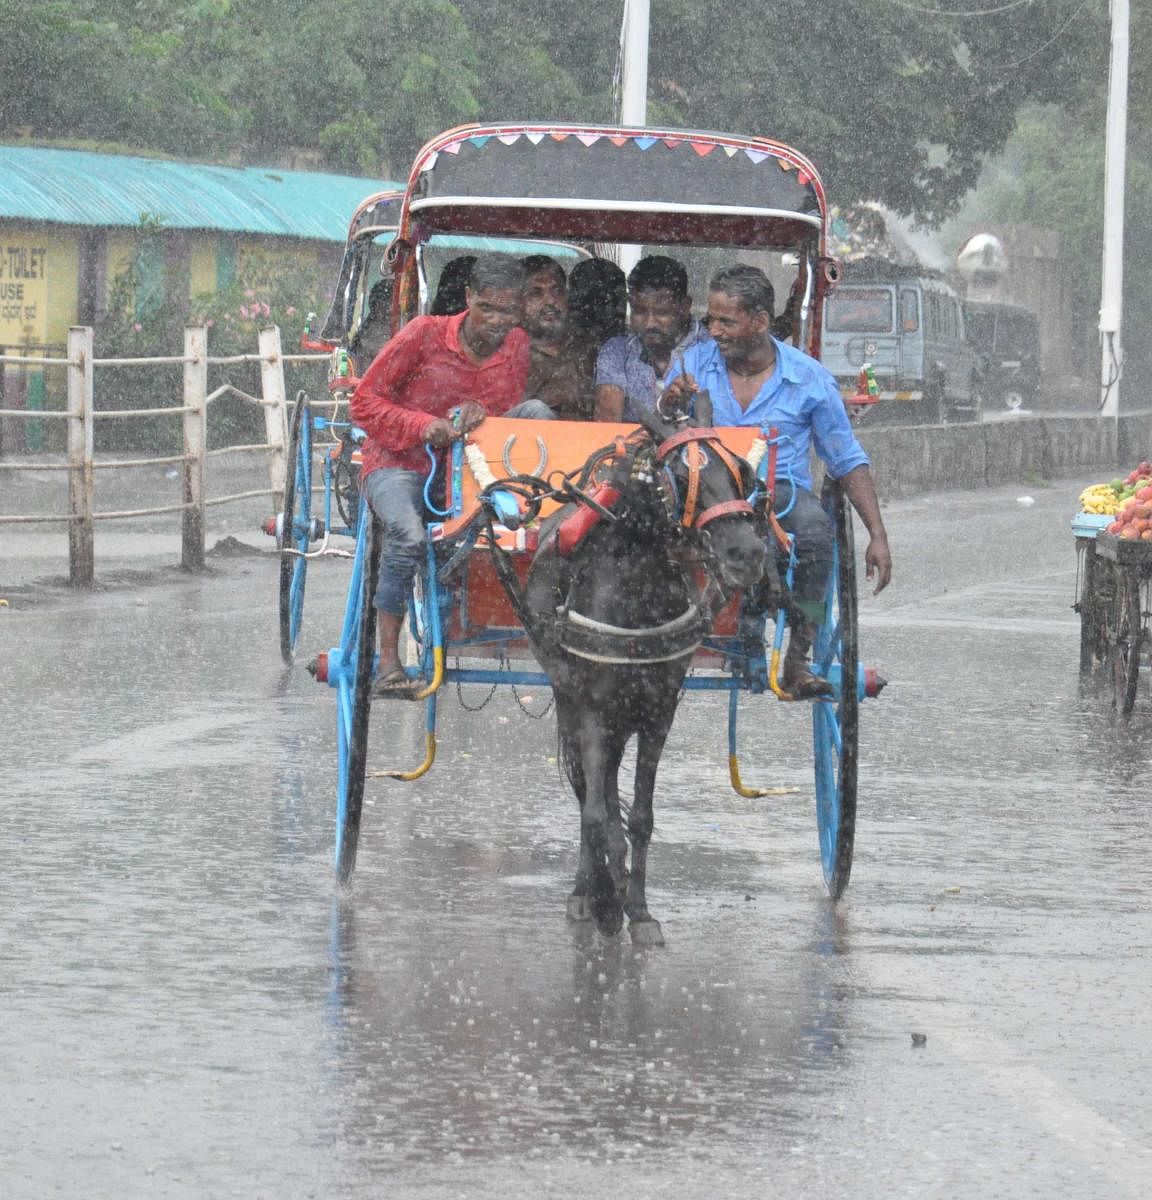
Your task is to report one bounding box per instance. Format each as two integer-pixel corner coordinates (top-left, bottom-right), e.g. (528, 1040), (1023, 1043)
(626, 718), (672, 947)
(579, 713), (625, 937)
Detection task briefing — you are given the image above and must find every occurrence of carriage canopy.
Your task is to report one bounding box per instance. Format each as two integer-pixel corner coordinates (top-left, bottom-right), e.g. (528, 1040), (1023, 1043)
(398, 124), (828, 251)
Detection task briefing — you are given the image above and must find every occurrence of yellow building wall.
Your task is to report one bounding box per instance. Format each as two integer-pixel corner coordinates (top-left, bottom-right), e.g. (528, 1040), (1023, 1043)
(1, 221), (338, 349)
(189, 234), (217, 300)
(0, 225), (77, 349)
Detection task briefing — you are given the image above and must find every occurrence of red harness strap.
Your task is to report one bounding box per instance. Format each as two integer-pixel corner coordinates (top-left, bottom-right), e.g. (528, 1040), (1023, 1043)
(556, 483), (621, 556)
(696, 499), (754, 529)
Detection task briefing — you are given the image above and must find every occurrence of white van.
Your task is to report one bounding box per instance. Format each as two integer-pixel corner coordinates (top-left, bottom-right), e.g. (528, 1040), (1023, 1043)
(822, 259), (983, 423)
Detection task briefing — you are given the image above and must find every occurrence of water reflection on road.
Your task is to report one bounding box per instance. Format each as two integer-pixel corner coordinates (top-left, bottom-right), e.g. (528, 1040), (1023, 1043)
(2, 479), (1151, 1198)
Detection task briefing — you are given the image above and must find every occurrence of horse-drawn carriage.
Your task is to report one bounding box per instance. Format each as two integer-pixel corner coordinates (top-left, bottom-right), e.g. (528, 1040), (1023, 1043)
(279, 123), (888, 939)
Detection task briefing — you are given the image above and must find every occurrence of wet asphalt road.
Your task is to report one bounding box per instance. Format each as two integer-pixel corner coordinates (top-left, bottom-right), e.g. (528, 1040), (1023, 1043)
(2, 476), (1151, 1199)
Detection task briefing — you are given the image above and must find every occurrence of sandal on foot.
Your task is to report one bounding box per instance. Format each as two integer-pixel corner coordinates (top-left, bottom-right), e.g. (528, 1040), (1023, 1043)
(781, 666), (835, 700)
(370, 665), (420, 700)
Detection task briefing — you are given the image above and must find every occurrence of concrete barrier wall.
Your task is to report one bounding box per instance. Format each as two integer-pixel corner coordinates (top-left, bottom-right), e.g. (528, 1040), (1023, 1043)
(855, 413), (1152, 498)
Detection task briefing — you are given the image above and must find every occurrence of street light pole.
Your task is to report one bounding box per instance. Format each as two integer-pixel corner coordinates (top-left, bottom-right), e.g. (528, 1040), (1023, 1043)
(618, 0), (650, 276)
(620, 0), (650, 127)
(1099, 0), (1129, 423)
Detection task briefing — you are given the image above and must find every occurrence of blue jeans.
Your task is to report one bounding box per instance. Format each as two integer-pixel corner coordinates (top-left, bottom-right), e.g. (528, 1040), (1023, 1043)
(363, 400), (555, 615)
(772, 481), (834, 618)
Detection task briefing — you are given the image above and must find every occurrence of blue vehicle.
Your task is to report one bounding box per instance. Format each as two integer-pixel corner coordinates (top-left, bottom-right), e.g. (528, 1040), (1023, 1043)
(822, 258), (983, 424)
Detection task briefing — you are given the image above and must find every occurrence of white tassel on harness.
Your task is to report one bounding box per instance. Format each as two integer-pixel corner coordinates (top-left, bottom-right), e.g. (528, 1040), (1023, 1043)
(464, 440), (498, 491)
(746, 436), (768, 472)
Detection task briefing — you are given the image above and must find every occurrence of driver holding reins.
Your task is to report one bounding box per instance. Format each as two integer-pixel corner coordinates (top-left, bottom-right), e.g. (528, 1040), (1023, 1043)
(664, 264), (892, 698)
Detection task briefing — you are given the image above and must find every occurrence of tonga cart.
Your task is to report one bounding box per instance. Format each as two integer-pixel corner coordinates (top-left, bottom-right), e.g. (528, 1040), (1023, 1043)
(1073, 468), (1152, 713)
(311, 122), (888, 907)
(269, 189), (588, 663)
(1074, 515), (1152, 714)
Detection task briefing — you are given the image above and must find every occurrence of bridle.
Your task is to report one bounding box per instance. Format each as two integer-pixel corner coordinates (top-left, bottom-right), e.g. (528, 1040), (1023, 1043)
(653, 427), (756, 530)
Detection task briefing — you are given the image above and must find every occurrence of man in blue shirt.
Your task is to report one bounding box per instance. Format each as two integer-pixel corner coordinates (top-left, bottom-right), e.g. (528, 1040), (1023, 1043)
(594, 255), (711, 422)
(666, 264), (892, 698)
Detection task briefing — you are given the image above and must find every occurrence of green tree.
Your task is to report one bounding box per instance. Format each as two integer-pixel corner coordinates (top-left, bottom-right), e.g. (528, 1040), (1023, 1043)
(0, 0), (1120, 222)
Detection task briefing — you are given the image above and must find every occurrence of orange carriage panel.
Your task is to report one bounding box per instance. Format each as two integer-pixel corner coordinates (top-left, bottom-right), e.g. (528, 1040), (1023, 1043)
(444, 549), (535, 658)
(456, 417), (764, 520)
(443, 419), (763, 663)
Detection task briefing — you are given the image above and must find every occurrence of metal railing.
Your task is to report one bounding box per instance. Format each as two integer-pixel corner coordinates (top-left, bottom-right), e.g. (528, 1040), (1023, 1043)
(0, 325), (327, 585)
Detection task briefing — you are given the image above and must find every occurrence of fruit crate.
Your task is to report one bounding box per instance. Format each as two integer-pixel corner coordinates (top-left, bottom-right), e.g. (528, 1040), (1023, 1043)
(1095, 530), (1152, 567)
(1071, 512), (1113, 540)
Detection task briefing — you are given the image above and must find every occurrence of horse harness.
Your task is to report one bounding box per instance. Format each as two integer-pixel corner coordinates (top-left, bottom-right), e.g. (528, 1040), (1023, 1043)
(483, 427), (757, 666)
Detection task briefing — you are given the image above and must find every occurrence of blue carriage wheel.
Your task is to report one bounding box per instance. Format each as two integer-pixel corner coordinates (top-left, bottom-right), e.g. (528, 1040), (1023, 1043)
(335, 510), (380, 884)
(811, 479), (859, 899)
(279, 392), (313, 664)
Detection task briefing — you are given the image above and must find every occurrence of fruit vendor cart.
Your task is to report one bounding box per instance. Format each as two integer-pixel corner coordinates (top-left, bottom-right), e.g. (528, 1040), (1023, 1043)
(1074, 466), (1152, 714)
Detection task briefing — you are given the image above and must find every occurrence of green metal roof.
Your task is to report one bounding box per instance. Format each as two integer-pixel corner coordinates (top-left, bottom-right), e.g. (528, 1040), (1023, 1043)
(0, 146), (402, 242)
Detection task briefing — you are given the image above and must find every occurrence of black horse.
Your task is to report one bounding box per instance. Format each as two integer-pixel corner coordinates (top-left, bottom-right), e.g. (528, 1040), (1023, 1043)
(513, 401), (768, 945)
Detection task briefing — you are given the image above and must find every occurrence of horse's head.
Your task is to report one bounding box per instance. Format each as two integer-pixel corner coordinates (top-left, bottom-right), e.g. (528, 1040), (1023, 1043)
(637, 394), (767, 591)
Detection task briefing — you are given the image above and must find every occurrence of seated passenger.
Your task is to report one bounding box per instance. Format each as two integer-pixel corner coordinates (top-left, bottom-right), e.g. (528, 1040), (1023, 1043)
(594, 255), (709, 422)
(430, 255), (477, 316)
(348, 275), (393, 372)
(567, 258), (626, 385)
(521, 254), (592, 420)
(350, 255), (554, 699)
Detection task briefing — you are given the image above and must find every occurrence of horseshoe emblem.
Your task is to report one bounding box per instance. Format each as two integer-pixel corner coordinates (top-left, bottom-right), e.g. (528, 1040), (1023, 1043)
(502, 434), (548, 479)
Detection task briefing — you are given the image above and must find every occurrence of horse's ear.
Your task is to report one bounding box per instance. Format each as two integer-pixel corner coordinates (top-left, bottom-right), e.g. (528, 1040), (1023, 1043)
(636, 404), (670, 443)
(692, 388), (714, 428)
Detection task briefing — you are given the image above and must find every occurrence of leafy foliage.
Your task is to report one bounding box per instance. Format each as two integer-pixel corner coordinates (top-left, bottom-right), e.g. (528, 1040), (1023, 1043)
(93, 224), (330, 452)
(0, 0), (1113, 222)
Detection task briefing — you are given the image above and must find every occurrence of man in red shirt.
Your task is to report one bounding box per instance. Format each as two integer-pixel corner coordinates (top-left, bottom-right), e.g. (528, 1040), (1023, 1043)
(350, 255), (553, 698)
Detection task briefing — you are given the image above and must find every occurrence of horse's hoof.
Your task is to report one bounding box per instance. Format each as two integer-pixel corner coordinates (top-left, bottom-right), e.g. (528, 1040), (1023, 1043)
(629, 918), (665, 947)
(566, 894), (594, 922)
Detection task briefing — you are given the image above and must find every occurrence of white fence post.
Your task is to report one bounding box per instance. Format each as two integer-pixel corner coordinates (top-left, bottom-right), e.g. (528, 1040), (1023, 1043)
(182, 325), (208, 571)
(67, 326), (94, 586)
(258, 325), (288, 511)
